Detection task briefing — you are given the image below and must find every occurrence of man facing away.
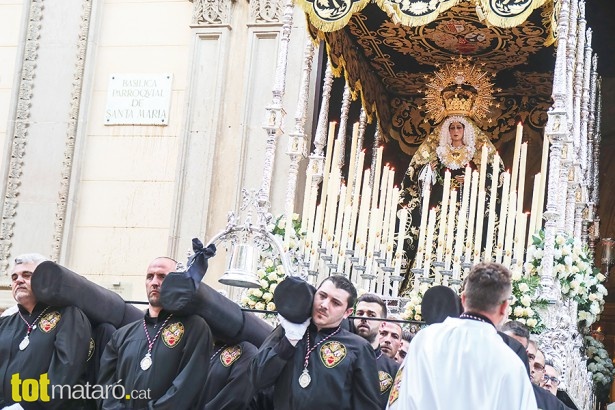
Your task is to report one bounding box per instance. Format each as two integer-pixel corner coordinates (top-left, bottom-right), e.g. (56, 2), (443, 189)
(250, 275), (380, 410)
(353, 293), (399, 409)
(387, 262), (537, 410)
(0, 253), (92, 410)
(97, 257), (212, 409)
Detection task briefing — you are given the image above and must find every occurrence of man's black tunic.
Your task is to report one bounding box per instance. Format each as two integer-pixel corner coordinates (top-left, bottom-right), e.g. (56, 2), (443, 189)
(0, 303), (92, 409)
(250, 324), (380, 410)
(97, 310), (211, 409)
(204, 341), (257, 410)
(375, 346), (399, 409)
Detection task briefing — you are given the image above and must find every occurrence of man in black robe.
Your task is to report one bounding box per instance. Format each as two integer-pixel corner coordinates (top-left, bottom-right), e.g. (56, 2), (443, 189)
(353, 293), (399, 409)
(204, 340), (258, 410)
(98, 257), (212, 409)
(0, 253), (92, 409)
(250, 275), (380, 410)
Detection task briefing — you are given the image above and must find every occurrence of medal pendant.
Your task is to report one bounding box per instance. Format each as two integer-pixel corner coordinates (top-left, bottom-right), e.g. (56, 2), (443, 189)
(140, 353), (152, 370)
(19, 335), (30, 350)
(298, 369), (311, 388)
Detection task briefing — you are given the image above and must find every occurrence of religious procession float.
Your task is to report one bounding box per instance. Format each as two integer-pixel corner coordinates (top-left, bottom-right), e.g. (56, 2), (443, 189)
(205, 0), (611, 407)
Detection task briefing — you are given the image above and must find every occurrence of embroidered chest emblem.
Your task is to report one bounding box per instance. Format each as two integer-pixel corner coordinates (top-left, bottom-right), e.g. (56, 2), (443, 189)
(319, 341), (347, 368)
(220, 346), (242, 367)
(87, 338), (95, 361)
(388, 365), (404, 405)
(162, 322), (184, 348)
(39, 311), (61, 333)
(379, 371), (393, 393)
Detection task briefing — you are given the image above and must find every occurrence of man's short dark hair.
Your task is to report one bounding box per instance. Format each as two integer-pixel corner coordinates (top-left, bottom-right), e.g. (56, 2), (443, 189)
(319, 275), (357, 309)
(501, 320), (530, 340)
(462, 262), (512, 313)
(401, 330), (413, 343)
(356, 293), (387, 318)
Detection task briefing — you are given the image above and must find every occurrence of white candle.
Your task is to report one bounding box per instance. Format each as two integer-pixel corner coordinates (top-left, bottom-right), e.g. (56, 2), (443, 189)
(414, 183), (432, 270)
(348, 152), (365, 250)
(338, 204), (353, 271)
(444, 189), (458, 270)
(355, 169), (372, 263)
(381, 168), (395, 253)
(453, 166), (472, 264)
(393, 209), (408, 278)
(513, 212), (528, 271)
(484, 154), (500, 262)
(378, 165), (390, 210)
(510, 122), (523, 195)
(371, 146), (384, 209)
(346, 123), (360, 207)
(332, 185), (347, 262)
(473, 189), (486, 264)
(464, 171), (479, 262)
(516, 142), (528, 213)
(436, 170), (451, 261)
(423, 208), (437, 277)
(503, 190), (517, 267)
(495, 171), (510, 263)
(387, 187), (400, 265)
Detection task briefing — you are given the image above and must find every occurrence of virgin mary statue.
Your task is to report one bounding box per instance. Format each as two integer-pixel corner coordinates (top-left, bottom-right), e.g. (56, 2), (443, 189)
(398, 57), (501, 294)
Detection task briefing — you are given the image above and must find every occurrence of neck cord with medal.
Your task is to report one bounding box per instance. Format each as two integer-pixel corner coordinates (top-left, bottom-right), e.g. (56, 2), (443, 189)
(210, 344), (227, 362)
(298, 325), (341, 388)
(140, 313), (173, 371)
(17, 306), (50, 350)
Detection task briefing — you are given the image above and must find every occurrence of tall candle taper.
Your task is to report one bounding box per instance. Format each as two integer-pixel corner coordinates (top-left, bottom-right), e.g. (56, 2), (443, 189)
(484, 154), (500, 262)
(473, 188), (486, 264)
(371, 146), (384, 209)
(394, 208), (408, 278)
(510, 122), (523, 194)
(453, 166), (472, 266)
(495, 171), (510, 263)
(436, 170), (452, 261)
(387, 187), (400, 265)
(516, 142), (528, 214)
(346, 123), (360, 207)
(503, 190), (517, 267)
(414, 182), (432, 270)
(478, 144), (489, 190)
(444, 189), (458, 270)
(464, 170), (479, 262)
(423, 208), (437, 278)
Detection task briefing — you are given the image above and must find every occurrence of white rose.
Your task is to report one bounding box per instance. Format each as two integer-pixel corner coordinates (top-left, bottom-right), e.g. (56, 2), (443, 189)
(526, 318), (538, 328)
(253, 289), (263, 298)
(260, 279), (270, 289)
(517, 318), (526, 324)
(278, 219), (286, 229)
(514, 306), (524, 317)
(414, 314), (422, 321)
(589, 293), (597, 301)
(241, 296), (250, 306)
(292, 213), (300, 221)
(255, 302), (266, 310)
(264, 258), (274, 268)
(268, 271), (279, 282)
(263, 292), (273, 302)
(257, 269), (267, 278)
(247, 298), (256, 307)
(415, 305), (422, 315)
(266, 301), (276, 311)
(590, 303), (601, 315)
(525, 307), (534, 317)
(269, 283), (277, 294)
(556, 235), (565, 245)
(520, 295), (532, 307)
(562, 246), (571, 256)
(597, 273), (606, 282)
(523, 262), (534, 274)
(535, 249), (544, 259)
(553, 249), (562, 259)
(276, 264), (285, 274)
(512, 271), (522, 282)
(518, 283), (530, 293)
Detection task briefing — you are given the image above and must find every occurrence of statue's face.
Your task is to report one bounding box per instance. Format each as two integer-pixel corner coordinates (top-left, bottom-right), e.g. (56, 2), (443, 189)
(448, 121), (465, 145)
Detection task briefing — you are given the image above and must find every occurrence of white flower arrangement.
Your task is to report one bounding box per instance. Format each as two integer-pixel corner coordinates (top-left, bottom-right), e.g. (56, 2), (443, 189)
(507, 268), (548, 333)
(584, 335), (615, 402)
(241, 214), (303, 315)
(525, 230), (607, 328)
(401, 281), (432, 323)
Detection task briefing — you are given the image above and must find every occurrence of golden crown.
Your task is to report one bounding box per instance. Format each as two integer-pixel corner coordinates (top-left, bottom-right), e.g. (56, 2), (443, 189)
(423, 56), (497, 123)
